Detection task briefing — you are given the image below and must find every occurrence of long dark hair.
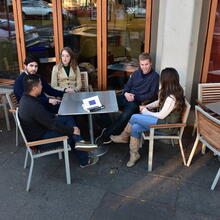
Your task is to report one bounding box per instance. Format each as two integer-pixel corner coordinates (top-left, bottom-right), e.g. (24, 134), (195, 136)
(159, 67), (185, 111)
(59, 47), (77, 71)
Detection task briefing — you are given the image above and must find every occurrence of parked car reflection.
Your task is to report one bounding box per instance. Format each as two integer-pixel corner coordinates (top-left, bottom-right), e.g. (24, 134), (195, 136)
(22, 0), (70, 19)
(0, 19), (40, 47)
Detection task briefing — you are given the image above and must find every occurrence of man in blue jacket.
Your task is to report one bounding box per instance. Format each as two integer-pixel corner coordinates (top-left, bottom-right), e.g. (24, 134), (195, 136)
(14, 55), (64, 113)
(96, 52), (159, 145)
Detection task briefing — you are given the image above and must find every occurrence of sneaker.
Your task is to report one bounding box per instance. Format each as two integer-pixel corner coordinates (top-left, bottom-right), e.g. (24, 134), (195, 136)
(80, 156), (99, 168)
(95, 128), (112, 146)
(75, 140), (98, 151)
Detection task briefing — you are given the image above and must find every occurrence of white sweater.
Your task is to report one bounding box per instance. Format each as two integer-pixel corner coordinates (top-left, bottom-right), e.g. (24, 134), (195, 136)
(141, 95), (176, 119)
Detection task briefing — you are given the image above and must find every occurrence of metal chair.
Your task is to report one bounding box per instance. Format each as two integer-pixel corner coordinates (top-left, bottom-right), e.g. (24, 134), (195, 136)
(187, 106), (220, 190)
(140, 99), (191, 172)
(15, 108), (71, 191)
(6, 93), (19, 145)
(80, 71), (93, 92)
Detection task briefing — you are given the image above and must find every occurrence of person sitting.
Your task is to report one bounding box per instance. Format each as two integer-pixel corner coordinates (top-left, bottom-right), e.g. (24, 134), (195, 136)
(51, 47), (82, 93)
(95, 52), (159, 145)
(18, 74), (98, 168)
(14, 55), (64, 114)
(111, 67), (186, 167)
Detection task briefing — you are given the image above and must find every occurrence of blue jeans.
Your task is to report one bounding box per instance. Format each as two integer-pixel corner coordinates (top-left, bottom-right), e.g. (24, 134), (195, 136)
(104, 94), (140, 137)
(39, 115), (89, 166)
(129, 114), (158, 139)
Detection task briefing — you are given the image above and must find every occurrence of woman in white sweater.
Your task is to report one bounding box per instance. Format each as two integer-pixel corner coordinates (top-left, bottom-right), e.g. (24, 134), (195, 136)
(111, 67), (186, 167)
(51, 47), (82, 92)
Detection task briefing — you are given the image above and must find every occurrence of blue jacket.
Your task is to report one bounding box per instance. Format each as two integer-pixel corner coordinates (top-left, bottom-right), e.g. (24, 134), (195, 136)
(14, 72), (64, 104)
(123, 69), (159, 102)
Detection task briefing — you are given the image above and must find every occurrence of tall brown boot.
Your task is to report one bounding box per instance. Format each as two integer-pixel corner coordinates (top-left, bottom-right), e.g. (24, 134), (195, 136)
(126, 137), (140, 167)
(110, 123), (132, 143)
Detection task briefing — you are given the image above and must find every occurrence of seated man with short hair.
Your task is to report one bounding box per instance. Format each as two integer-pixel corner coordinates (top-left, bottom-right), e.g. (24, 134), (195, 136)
(14, 55), (64, 113)
(18, 74), (98, 168)
(96, 52), (159, 145)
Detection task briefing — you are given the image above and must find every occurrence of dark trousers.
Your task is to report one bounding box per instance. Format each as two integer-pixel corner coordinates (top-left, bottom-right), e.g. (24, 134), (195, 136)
(39, 115), (89, 166)
(104, 94), (140, 137)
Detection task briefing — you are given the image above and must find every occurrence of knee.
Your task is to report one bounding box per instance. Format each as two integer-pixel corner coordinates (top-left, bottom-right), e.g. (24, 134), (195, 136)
(129, 114), (139, 124)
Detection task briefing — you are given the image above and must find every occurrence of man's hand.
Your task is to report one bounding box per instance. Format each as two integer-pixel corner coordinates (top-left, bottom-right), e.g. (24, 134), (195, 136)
(73, 126), (80, 135)
(49, 98), (61, 105)
(65, 88), (74, 93)
(124, 92), (135, 102)
(139, 105), (146, 112)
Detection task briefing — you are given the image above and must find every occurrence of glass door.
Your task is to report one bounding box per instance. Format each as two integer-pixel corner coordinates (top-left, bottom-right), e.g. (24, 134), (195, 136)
(207, 1), (220, 82)
(106, 0), (147, 89)
(0, 0), (19, 79)
(21, 0), (56, 82)
(62, 0), (98, 89)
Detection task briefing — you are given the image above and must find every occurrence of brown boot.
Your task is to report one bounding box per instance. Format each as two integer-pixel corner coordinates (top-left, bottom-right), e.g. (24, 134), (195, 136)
(126, 137), (140, 167)
(110, 123), (132, 143)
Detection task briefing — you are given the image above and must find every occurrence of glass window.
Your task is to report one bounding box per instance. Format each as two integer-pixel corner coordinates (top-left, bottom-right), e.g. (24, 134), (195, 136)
(21, 0), (55, 82)
(62, 0), (98, 88)
(107, 0), (146, 89)
(0, 1), (19, 79)
(207, 1), (220, 82)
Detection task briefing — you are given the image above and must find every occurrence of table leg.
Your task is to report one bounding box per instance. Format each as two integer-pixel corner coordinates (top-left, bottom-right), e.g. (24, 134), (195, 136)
(88, 114), (94, 144)
(88, 114), (109, 157)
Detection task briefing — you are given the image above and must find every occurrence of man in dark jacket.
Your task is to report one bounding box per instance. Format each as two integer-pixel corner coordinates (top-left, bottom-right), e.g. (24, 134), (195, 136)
(96, 52), (159, 145)
(18, 74), (98, 168)
(14, 55), (63, 113)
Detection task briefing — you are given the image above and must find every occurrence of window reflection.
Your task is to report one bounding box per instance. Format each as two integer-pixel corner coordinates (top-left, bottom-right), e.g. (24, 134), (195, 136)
(0, 1), (19, 79)
(62, 0), (98, 88)
(107, 0), (146, 89)
(22, 0), (56, 82)
(208, 1), (220, 82)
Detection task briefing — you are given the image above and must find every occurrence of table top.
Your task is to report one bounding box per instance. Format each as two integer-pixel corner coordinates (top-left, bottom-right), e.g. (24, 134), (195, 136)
(205, 101), (220, 115)
(58, 90), (119, 115)
(0, 87), (13, 94)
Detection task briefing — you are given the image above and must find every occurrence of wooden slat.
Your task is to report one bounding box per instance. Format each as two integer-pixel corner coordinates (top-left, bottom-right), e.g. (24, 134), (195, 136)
(197, 111), (220, 150)
(149, 123), (186, 129)
(26, 136), (68, 147)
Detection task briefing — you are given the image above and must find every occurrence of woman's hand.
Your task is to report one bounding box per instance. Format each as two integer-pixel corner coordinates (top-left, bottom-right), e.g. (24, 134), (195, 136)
(139, 105), (146, 112)
(65, 88), (75, 93)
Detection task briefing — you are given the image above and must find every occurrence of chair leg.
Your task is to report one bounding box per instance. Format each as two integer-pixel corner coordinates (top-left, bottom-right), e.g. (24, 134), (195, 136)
(24, 149), (29, 169)
(2, 96), (10, 131)
(58, 152), (63, 160)
(148, 130), (154, 172)
(139, 136), (143, 148)
(178, 139), (186, 165)
(192, 121), (196, 136)
(201, 144), (206, 154)
(211, 168), (220, 190)
(171, 139), (175, 147)
(26, 156), (34, 192)
(63, 141), (71, 184)
(187, 136), (200, 166)
(16, 123), (18, 147)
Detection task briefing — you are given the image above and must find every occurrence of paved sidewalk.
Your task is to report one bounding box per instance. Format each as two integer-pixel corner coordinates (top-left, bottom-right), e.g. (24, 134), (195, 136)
(0, 118), (220, 220)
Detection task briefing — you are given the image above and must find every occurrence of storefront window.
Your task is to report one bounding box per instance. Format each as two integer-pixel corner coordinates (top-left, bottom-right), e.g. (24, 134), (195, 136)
(107, 0), (146, 89)
(0, 1), (19, 79)
(21, 0), (55, 81)
(208, 1), (220, 82)
(62, 0), (98, 88)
